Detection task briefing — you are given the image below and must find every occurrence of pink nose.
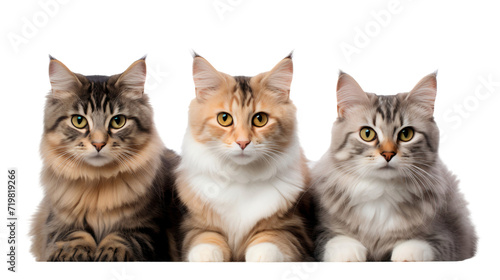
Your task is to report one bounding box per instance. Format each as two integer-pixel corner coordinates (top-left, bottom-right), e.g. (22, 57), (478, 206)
(381, 151), (396, 162)
(236, 140), (250, 150)
(92, 142), (106, 152)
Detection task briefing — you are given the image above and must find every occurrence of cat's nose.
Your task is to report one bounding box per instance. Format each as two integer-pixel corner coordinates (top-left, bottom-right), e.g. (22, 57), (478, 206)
(92, 142), (106, 152)
(236, 140), (250, 150)
(381, 151), (396, 162)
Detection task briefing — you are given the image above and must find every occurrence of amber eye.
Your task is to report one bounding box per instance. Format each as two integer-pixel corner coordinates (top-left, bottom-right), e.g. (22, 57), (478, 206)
(217, 112), (233, 127)
(252, 112), (268, 127)
(110, 115), (127, 129)
(399, 127), (414, 142)
(71, 115), (88, 129)
(360, 127), (377, 142)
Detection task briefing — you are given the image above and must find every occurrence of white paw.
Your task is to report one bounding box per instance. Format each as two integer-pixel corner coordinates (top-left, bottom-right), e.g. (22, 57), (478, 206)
(187, 243), (224, 262)
(245, 242), (285, 262)
(323, 235), (367, 262)
(391, 240), (434, 262)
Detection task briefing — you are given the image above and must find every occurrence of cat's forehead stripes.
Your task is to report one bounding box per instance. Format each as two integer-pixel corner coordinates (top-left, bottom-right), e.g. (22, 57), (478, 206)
(75, 76), (118, 115)
(233, 76), (254, 107)
(372, 95), (404, 128)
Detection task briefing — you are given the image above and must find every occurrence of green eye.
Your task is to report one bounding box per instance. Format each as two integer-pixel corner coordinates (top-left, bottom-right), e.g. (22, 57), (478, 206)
(110, 115), (126, 129)
(71, 115), (88, 129)
(360, 127), (377, 142)
(217, 112), (233, 127)
(252, 112), (268, 127)
(399, 127), (414, 142)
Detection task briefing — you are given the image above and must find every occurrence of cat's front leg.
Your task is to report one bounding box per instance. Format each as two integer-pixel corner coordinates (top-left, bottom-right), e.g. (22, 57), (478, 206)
(245, 230), (304, 262)
(46, 230), (97, 261)
(391, 239), (434, 262)
(185, 231), (231, 262)
(323, 235), (367, 262)
(95, 231), (154, 261)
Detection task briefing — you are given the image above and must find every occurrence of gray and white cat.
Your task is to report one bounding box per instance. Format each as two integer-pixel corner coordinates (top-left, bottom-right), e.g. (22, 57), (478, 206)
(312, 72), (477, 261)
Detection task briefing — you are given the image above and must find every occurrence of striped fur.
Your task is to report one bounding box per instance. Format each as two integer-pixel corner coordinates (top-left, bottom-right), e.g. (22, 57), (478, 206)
(177, 55), (313, 261)
(312, 73), (477, 261)
(31, 58), (181, 261)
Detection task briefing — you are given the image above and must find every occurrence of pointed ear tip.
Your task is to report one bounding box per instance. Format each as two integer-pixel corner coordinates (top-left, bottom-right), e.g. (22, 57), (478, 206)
(139, 55), (147, 61)
(137, 59), (146, 66)
(49, 59), (65, 72)
(191, 50), (202, 58)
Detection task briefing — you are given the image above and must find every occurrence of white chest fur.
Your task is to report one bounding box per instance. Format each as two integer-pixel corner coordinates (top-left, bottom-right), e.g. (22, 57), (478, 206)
(346, 178), (413, 235)
(195, 172), (302, 248)
(180, 131), (304, 249)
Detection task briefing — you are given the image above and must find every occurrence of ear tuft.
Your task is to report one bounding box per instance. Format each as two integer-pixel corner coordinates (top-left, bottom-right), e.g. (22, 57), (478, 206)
(263, 56), (293, 99)
(116, 58), (147, 98)
(192, 56), (224, 100)
(406, 72), (437, 115)
(336, 72), (369, 117)
(191, 50), (201, 58)
(49, 59), (81, 97)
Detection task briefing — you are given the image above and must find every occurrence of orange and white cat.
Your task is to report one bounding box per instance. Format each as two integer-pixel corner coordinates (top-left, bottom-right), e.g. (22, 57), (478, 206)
(176, 54), (313, 262)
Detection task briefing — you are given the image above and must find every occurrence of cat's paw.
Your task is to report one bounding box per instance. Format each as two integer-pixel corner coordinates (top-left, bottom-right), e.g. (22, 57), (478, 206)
(245, 242), (285, 262)
(95, 234), (135, 261)
(323, 235), (367, 262)
(188, 243), (225, 262)
(47, 232), (96, 261)
(391, 239), (434, 262)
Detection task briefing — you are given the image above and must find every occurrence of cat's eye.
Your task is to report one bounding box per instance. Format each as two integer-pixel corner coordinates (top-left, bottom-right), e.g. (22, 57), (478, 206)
(252, 112), (268, 127)
(398, 127), (414, 142)
(110, 115), (127, 129)
(217, 112), (233, 127)
(360, 127), (377, 142)
(71, 115), (88, 129)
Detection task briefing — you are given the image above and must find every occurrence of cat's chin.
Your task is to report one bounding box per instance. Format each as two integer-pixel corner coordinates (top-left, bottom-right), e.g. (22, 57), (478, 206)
(84, 155), (114, 167)
(367, 166), (401, 180)
(229, 154), (257, 165)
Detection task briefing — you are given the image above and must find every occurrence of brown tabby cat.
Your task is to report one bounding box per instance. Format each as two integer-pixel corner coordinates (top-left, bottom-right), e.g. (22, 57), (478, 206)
(176, 54), (313, 262)
(30, 57), (181, 261)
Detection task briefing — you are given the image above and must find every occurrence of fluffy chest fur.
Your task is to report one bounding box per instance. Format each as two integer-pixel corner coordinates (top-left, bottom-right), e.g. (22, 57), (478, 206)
(42, 158), (159, 241)
(194, 171), (303, 249)
(346, 178), (414, 235)
(179, 132), (305, 249)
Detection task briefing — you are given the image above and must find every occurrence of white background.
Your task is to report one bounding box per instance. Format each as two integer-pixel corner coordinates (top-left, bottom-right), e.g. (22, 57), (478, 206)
(1, 0), (499, 279)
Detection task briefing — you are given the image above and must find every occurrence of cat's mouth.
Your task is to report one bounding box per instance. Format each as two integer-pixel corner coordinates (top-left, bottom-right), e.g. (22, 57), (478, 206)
(85, 153), (113, 167)
(230, 151), (256, 165)
(378, 163), (398, 172)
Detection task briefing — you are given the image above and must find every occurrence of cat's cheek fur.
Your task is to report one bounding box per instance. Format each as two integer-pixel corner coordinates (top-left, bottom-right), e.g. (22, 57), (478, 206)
(188, 243), (225, 262)
(323, 235), (368, 262)
(391, 240), (434, 262)
(245, 242), (284, 262)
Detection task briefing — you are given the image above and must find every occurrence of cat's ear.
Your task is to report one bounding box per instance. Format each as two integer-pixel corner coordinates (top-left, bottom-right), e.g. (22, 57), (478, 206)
(336, 72), (369, 118)
(115, 57), (147, 98)
(263, 54), (293, 100)
(406, 72), (437, 115)
(48, 56), (82, 97)
(193, 55), (225, 101)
